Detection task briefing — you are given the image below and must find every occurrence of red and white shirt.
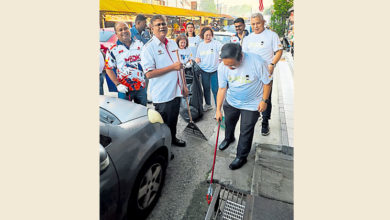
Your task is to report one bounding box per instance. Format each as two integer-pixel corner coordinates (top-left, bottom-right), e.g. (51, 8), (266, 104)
(105, 39), (145, 91)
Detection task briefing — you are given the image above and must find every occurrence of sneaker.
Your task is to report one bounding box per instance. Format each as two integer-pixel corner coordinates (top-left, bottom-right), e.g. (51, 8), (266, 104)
(261, 121), (270, 136)
(203, 104), (213, 112)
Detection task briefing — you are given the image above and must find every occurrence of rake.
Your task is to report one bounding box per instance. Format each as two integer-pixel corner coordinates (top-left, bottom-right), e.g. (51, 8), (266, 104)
(176, 50), (207, 141)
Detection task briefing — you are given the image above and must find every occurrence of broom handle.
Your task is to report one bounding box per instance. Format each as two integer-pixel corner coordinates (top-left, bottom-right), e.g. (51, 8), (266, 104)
(176, 50), (193, 123)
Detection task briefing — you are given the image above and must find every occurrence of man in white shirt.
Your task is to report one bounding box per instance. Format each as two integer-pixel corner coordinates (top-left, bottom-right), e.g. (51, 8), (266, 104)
(141, 15), (188, 147)
(242, 13), (283, 136)
(216, 43), (271, 170)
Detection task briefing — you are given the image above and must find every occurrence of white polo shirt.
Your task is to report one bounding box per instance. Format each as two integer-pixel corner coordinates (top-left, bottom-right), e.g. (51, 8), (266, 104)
(105, 39), (145, 91)
(242, 29), (283, 64)
(141, 36), (183, 103)
(195, 40), (223, 73)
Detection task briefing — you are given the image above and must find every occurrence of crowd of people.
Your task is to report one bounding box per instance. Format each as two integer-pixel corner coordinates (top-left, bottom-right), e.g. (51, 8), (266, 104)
(99, 12), (283, 170)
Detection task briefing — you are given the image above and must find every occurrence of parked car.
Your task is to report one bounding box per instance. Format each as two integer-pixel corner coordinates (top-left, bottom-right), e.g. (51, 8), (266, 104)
(100, 28), (118, 51)
(100, 95), (173, 220)
(213, 31), (235, 45)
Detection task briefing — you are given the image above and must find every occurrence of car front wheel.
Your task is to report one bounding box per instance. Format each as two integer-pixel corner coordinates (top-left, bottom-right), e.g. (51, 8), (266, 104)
(127, 154), (167, 219)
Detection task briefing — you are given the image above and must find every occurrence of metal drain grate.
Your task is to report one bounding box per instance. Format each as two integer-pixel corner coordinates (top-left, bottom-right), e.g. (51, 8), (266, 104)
(222, 200), (245, 220)
(205, 184), (249, 220)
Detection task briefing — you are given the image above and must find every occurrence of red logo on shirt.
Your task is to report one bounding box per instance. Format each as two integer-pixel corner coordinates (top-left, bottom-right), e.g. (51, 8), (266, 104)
(118, 50), (124, 54)
(125, 54), (141, 62)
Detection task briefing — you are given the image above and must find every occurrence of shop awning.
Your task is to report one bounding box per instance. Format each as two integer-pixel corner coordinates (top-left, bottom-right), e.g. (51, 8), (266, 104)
(100, 0), (224, 18)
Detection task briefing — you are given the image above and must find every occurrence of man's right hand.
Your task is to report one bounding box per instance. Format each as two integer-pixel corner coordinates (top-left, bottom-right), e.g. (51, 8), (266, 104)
(117, 84), (128, 93)
(172, 61), (183, 71)
(195, 58), (201, 63)
(215, 110), (223, 122)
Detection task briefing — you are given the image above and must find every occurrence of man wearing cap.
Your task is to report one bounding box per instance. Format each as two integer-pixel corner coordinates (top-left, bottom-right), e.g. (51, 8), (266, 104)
(105, 22), (146, 106)
(242, 13), (283, 136)
(141, 15), (188, 147)
(216, 43), (271, 170)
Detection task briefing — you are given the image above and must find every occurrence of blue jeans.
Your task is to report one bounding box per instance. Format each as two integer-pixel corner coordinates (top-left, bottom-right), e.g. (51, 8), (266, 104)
(201, 70), (218, 105)
(118, 87), (147, 106)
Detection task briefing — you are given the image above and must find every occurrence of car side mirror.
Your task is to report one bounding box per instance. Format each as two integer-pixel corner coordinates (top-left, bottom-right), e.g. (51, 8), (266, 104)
(100, 144), (110, 173)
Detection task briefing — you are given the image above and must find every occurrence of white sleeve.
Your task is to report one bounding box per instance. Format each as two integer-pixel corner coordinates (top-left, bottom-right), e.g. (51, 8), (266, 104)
(140, 46), (155, 73)
(217, 63), (228, 88)
(272, 32), (283, 52)
(258, 58), (272, 84)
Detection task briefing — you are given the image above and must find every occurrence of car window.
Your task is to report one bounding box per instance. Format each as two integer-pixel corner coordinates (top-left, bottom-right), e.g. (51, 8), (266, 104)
(214, 35), (231, 45)
(100, 107), (121, 125)
(100, 31), (115, 42)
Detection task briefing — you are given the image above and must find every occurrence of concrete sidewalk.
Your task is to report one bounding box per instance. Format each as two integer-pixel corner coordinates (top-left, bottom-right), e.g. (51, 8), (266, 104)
(207, 51), (294, 219)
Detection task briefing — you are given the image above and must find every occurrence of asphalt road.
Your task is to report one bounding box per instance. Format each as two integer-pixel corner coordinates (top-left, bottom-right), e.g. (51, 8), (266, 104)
(146, 102), (218, 220)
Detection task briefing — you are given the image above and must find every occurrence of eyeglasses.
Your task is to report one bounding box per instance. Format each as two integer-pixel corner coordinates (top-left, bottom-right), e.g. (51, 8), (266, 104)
(153, 22), (167, 27)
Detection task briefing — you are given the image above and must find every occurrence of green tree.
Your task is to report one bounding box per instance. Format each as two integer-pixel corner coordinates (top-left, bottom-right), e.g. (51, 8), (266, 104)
(270, 0), (293, 37)
(227, 4), (252, 17)
(199, 0), (217, 13)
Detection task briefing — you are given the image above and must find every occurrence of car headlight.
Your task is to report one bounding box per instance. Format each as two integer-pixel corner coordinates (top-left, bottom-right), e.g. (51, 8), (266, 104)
(148, 109), (164, 124)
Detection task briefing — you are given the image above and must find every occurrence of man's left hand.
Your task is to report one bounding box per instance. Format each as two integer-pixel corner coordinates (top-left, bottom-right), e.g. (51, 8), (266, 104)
(268, 64), (275, 75)
(258, 101), (267, 112)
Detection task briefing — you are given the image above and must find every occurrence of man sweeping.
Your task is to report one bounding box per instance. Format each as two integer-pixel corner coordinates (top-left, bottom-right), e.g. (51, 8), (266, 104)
(215, 43), (271, 170)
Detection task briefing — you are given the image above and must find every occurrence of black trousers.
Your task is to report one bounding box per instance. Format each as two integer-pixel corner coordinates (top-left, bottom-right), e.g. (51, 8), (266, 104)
(154, 97), (181, 140)
(223, 101), (260, 159)
(262, 82), (272, 121)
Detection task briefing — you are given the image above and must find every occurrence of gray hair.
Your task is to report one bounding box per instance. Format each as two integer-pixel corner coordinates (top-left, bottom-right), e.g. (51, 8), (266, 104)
(251, 13), (264, 21)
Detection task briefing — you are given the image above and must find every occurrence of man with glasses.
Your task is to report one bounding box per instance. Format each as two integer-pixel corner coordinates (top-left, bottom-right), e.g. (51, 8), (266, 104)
(105, 22), (146, 106)
(216, 43), (271, 170)
(242, 13), (283, 136)
(230, 17), (249, 46)
(141, 15), (189, 147)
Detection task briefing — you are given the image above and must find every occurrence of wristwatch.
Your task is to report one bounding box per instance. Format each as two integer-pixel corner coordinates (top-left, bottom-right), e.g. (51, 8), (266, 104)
(261, 98), (269, 104)
(270, 63), (275, 66)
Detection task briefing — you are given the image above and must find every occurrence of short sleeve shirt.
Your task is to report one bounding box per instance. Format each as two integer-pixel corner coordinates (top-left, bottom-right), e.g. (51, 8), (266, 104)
(242, 29), (283, 64)
(187, 35), (201, 59)
(178, 48), (192, 64)
(195, 40), (223, 73)
(218, 52), (272, 111)
(141, 36), (183, 103)
(105, 39), (145, 91)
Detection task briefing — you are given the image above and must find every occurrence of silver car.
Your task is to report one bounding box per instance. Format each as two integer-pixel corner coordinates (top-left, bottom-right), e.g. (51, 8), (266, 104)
(99, 96), (172, 220)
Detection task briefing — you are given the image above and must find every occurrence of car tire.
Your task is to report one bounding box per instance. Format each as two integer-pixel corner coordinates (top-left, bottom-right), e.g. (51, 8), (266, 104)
(127, 154), (167, 220)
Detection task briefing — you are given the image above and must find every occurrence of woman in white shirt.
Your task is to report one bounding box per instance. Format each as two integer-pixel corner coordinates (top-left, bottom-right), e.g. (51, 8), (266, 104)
(186, 22), (201, 61)
(195, 27), (223, 111)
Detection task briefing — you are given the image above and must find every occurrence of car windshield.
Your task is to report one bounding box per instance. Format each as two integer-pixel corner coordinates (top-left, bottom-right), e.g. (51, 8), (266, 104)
(214, 35), (231, 45)
(100, 30), (115, 42)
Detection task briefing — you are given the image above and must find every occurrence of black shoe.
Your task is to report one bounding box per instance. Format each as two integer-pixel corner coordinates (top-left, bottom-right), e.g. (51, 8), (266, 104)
(229, 157), (247, 170)
(261, 121), (270, 136)
(218, 138), (235, 151)
(172, 138), (186, 147)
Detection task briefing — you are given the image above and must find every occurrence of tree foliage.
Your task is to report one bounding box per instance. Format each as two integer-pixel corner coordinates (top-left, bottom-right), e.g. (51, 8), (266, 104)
(227, 4), (252, 17)
(270, 0), (293, 37)
(199, 0), (217, 13)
